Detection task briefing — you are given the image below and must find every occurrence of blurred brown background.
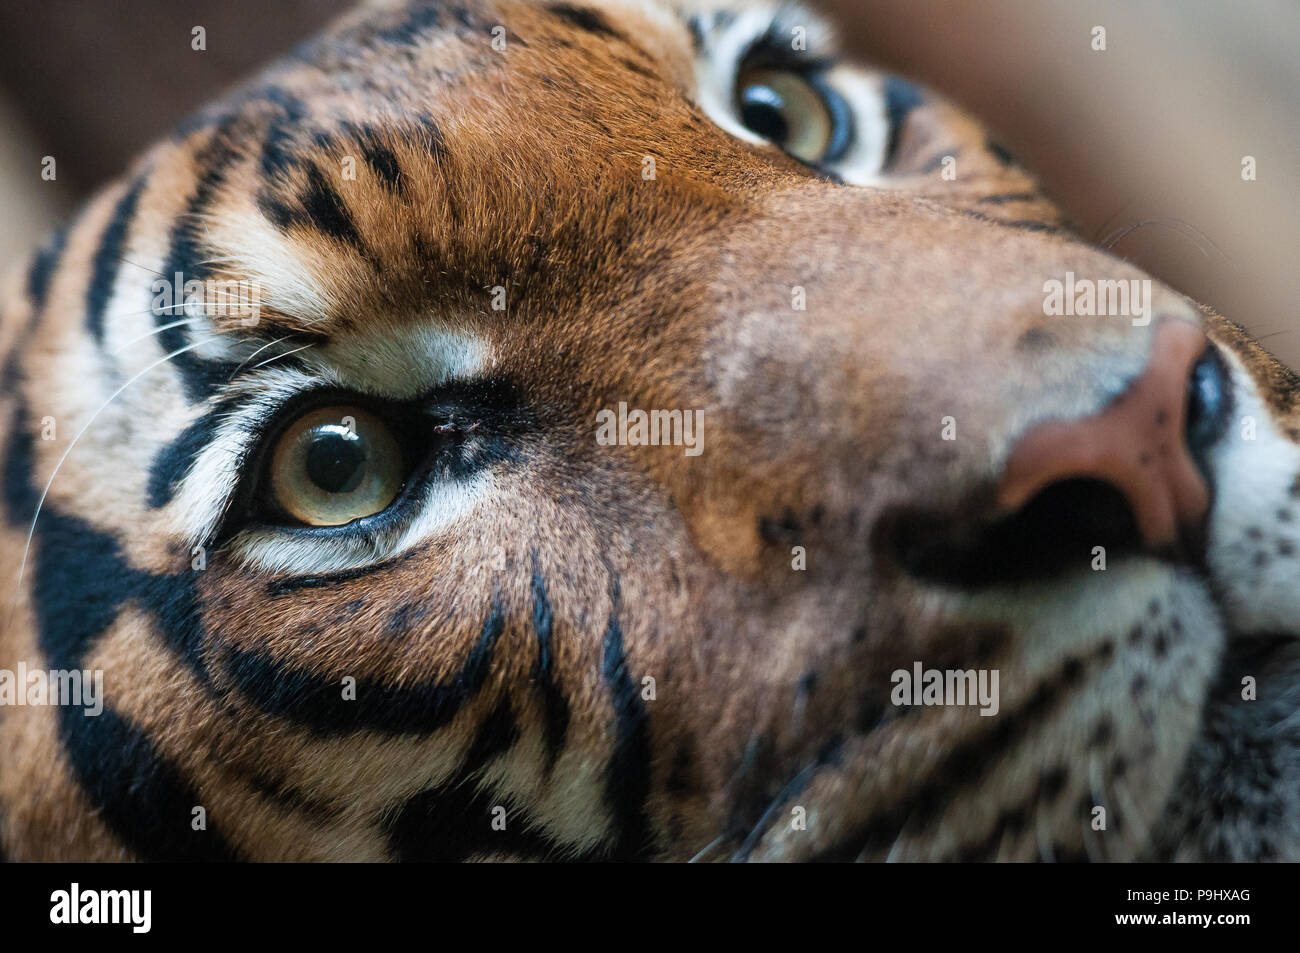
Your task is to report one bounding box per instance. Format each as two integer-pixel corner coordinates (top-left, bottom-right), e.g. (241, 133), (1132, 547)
(0, 0), (1296, 365)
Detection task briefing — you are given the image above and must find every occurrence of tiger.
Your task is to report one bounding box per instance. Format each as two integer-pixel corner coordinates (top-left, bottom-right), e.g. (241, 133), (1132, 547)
(0, 0), (1296, 863)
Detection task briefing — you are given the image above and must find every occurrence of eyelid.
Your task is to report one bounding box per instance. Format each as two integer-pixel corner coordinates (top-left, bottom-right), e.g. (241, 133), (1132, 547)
(740, 30), (836, 74)
(212, 376), (529, 547)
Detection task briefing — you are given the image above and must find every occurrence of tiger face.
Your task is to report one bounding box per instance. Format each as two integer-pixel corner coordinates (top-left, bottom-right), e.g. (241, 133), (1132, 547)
(1, 0), (1297, 862)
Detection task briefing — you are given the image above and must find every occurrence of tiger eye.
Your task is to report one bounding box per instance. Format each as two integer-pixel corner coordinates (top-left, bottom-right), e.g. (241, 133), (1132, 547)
(269, 406), (403, 526)
(736, 68), (835, 163)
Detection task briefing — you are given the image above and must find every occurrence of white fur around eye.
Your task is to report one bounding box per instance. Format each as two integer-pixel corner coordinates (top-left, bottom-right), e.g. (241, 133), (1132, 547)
(690, 3), (891, 185)
(228, 473), (494, 576)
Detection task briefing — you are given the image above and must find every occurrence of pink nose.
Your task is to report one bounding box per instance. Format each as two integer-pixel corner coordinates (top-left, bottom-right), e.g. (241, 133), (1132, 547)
(998, 321), (1212, 550)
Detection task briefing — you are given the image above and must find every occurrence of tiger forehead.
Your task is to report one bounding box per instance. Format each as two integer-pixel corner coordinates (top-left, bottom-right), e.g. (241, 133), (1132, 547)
(175, 0), (783, 340)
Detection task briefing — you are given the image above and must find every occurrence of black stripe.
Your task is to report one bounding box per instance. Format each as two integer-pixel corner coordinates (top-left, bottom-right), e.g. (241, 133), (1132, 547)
(157, 120), (245, 403)
(146, 398), (236, 508)
(978, 191), (1041, 205)
(1, 402), (37, 527)
(921, 149), (957, 174)
(246, 769), (341, 826)
(883, 76), (924, 166)
(217, 599), (506, 736)
(1, 227), (69, 391)
(810, 649), (1097, 861)
(686, 14), (707, 53)
(27, 503), (237, 859)
(33, 509), (212, 682)
(617, 55), (657, 81)
(257, 191), (296, 231)
(385, 771), (572, 862)
(259, 159), (369, 253)
(85, 177), (145, 343)
(359, 130), (405, 195)
(599, 596), (654, 860)
(546, 3), (625, 41)
(529, 564), (570, 767)
(298, 161), (365, 251)
(59, 705), (238, 861)
(33, 509), (147, 674)
(961, 208), (1065, 235)
(416, 115), (450, 166)
(375, 3), (442, 45)
(259, 87), (310, 179)
(26, 223), (70, 309)
(987, 139), (1017, 167)
(462, 699), (521, 770)
(266, 560), (401, 595)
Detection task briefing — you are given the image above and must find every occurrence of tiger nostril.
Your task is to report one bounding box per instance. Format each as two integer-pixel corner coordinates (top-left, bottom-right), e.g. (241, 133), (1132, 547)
(883, 324), (1225, 589)
(883, 478), (1143, 589)
(997, 321), (1212, 553)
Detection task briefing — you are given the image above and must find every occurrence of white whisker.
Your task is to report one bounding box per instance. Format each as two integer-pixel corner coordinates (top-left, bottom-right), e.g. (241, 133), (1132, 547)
(252, 342), (315, 370)
(14, 338), (213, 594)
(110, 317), (207, 354)
(234, 335), (299, 373)
(688, 835), (725, 863)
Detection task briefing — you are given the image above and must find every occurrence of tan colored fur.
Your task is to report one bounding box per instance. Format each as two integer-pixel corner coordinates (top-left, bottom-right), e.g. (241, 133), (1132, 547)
(0, 0), (1296, 862)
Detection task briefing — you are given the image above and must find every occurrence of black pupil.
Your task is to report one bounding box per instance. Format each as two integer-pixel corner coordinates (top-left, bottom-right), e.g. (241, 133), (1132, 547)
(739, 84), (789, 144)
(305, 427), (367, 494)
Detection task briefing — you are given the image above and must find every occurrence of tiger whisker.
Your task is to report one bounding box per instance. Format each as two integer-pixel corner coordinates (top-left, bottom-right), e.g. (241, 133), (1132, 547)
(728, 759), (817, 863)
(115, 255), (168, 279)
(109, 317), (208, 354)
(687, 835), (726, 863)
(14, 339), (214, 596)
(251, 342), (316, 370)
(1097, 216), (1226, 262)
(232, 334), (304, 374)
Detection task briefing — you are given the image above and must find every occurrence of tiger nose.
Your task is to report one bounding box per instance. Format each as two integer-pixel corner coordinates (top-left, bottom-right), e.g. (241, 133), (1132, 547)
(997, 320), (1225, 550)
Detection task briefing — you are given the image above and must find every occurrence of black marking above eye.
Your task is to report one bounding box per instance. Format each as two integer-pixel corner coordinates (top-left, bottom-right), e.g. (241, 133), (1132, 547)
(258, 87), (310, 179)
(360, 134), (404, 194)
(26, 222), (70, 310)
(147, 399), (233, 509)
(85, 177), (146, 344)
(155, 115), (246, 404)
(299, 161), (366, 251)
(546, 3), (625, 41)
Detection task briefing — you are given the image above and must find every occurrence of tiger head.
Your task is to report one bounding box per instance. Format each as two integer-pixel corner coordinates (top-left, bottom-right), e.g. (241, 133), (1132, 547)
(1, 0), (1297, 862)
